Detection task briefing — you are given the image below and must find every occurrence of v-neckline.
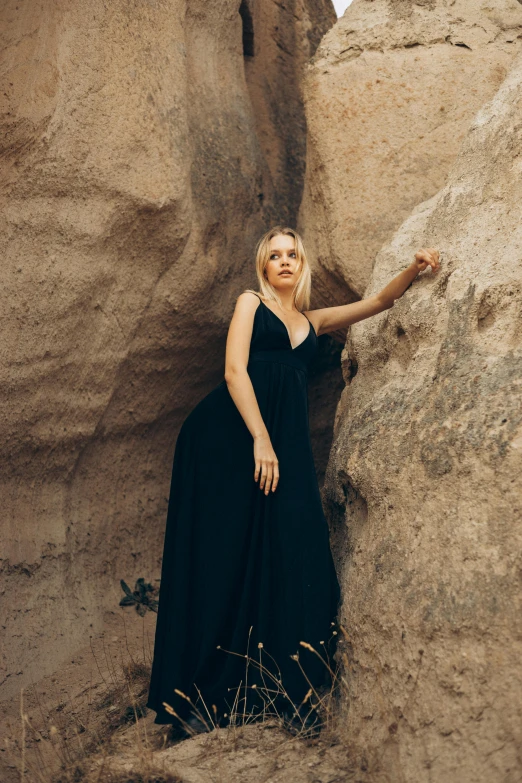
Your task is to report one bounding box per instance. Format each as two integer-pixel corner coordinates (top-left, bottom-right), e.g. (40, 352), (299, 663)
(259, 298), (313, 351)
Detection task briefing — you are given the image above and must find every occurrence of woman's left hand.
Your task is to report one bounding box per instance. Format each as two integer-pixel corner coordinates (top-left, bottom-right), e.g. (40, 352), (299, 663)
(413, 247), (440, 273)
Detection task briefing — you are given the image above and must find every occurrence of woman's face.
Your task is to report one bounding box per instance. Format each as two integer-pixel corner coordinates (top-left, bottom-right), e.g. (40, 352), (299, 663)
(263, 234), (300, 291)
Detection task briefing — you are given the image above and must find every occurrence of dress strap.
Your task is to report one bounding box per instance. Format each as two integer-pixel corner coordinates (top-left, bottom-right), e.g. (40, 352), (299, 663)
(242, 290), (263, 302)
(249, 291), (312, 326)
(300, 310), (317, 338)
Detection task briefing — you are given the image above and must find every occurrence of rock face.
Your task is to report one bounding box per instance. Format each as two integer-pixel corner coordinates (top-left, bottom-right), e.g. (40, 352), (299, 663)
(242, 0), (336, 223)
(298, 0), (522, 310)
(324, 49), (522, 782)
(0, 0), (335, 701)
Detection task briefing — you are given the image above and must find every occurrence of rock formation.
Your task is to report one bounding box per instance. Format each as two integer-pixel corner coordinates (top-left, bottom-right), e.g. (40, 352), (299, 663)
(298, 0), (522, 313)
(0, 0), (335, 701)
(324, 47), (522, 783)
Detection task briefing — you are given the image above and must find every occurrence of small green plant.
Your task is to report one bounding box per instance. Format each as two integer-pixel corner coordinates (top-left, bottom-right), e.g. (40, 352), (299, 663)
(119, 578), (158, 616)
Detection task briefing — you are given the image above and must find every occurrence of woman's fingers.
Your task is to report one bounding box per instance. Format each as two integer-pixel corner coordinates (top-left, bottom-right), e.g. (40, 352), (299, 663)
(415, 247), (440, 272)
(253, 441), (279, 493)
(260, 460), (273, 493)
(426, 248), (436, 266)
(256, 459), (278, 493)
(264, 462), (273, 495)
(427, 249), (440, 271)
(259, 460), (265, 490)
(272, 463), (279, 492)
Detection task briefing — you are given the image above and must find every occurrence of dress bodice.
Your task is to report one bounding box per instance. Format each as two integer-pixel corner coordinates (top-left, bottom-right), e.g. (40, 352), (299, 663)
(248, 295), (318, 374)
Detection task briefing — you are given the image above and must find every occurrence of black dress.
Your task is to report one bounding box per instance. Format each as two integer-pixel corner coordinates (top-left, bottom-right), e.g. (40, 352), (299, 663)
(146, 293), (341, 726)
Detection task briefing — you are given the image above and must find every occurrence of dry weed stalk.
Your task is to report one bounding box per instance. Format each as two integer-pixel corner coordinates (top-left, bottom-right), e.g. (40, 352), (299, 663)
(8, 613), (352, 782)
(161, 622), (345, 746)
(6, 611), (162, 783)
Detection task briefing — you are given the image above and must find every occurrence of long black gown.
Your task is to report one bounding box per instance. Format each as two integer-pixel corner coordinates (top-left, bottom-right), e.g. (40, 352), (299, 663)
(146, 293), (341, 726)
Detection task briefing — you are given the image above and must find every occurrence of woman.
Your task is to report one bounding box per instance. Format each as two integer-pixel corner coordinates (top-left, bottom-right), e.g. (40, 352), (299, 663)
(146, 225), (440, 735)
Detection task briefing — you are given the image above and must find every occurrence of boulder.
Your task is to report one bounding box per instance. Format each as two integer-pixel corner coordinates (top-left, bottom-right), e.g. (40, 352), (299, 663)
(324, 48), (522, 782)
(299, 0), (522, 311)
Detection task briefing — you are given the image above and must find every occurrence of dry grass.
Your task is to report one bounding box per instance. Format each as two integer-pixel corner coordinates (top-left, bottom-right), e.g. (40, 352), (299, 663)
(158, 623), (344, 740)
(5, 616), (371, 783)
(9, 656), (159, 783)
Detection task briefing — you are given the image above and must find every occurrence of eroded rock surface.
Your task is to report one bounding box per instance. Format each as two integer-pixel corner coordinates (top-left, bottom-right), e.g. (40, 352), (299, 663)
(299, 0), (522, 309)
(324, 49), (522, 782)
(0, 0), (335, 701)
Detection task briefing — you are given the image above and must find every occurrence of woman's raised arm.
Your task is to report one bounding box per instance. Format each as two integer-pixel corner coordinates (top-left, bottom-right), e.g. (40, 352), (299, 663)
(305, 247), (441, 336)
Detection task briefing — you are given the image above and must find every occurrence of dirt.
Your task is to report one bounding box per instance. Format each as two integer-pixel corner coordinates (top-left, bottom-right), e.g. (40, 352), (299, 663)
(0, 605), (377, 783)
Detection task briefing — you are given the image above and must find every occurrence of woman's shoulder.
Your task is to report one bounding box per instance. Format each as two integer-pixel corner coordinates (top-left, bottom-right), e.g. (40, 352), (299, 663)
(233, 291), (264, 319)
(237, 289), (264, 305)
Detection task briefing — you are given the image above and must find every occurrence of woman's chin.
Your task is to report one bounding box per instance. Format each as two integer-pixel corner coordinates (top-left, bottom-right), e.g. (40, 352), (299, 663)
(273, 278), (294, 290)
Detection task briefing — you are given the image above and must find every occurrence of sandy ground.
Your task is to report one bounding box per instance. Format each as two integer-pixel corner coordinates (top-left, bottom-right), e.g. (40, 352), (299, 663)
(0, 605), (376, 783)
(91, 715), (367, 783)
(0, 606), (158, 781)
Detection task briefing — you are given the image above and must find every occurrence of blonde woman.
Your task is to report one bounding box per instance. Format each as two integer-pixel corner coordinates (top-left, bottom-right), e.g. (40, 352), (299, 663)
(146, 226), (440, 736)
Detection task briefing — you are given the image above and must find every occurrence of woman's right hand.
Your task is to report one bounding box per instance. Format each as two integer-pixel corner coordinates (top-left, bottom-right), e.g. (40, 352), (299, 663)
(254, 434), (279, 495)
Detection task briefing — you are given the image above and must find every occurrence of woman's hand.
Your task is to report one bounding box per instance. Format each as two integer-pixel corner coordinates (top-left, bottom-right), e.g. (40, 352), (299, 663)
(412, 247), (440, 274)
(254, 434), (279, 495)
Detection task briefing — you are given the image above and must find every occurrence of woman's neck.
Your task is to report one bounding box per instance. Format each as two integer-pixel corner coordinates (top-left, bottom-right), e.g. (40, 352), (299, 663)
(274, 290), (297, 312)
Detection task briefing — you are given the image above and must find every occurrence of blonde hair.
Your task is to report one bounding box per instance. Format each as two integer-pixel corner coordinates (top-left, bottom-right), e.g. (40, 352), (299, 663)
(244, 225), (311, 311)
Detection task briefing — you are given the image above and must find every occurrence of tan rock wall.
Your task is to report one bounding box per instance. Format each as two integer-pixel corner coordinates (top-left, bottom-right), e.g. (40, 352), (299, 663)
(324, 49), (522, 782)
(0, 0), (335, 701)
(298, 0), (522, 312)
(242, 0), (336, 222)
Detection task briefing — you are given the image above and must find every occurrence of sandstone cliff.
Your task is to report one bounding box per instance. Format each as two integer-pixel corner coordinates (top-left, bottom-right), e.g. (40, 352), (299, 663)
(324, 47), (522, 783)
(299, 0), (522, 313)
(0, 0), (335, 701)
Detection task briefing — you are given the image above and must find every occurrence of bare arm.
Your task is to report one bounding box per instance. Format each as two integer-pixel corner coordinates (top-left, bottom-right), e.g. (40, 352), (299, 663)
(224, 292), (279, 495)
(305, 248), (441, 336)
